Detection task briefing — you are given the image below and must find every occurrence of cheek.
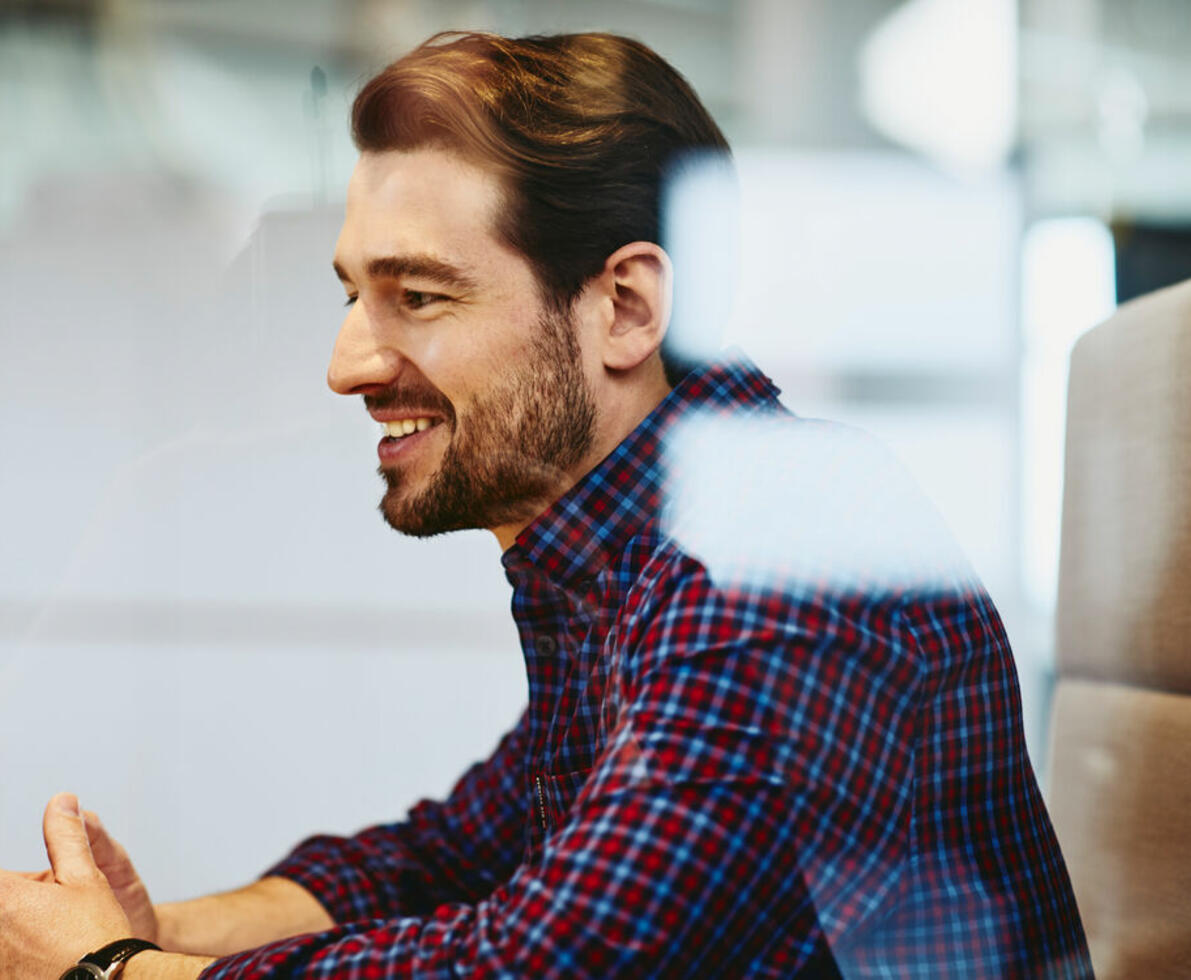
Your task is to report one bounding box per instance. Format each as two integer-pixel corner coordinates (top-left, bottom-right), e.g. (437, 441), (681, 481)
(410, 344), (492, 421)
(433, 322), (526, 381)
(417, 291), (545, 396)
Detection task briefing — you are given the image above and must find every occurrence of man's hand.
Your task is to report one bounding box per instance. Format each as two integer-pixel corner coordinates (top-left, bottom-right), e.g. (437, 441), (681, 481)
(13, 809), (159, 942)
(0, 793), (132, 979)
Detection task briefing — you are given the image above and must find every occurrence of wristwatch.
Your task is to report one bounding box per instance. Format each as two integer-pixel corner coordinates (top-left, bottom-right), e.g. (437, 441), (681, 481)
(58, 938), (161, 979)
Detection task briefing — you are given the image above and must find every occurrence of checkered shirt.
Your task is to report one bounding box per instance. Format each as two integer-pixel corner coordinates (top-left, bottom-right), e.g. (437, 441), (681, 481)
(200, 355), (1092, 978)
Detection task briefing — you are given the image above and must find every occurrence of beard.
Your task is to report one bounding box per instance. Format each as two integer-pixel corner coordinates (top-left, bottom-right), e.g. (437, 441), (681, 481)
(372, 308), (598, 538)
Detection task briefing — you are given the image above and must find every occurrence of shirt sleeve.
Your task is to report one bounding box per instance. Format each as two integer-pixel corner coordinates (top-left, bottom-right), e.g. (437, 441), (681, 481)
(261, 710), (531, 923)
(199, 559), (924, 978)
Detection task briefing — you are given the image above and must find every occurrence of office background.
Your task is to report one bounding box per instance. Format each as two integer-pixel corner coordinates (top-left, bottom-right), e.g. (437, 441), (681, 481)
(2, 0), (1189, 901)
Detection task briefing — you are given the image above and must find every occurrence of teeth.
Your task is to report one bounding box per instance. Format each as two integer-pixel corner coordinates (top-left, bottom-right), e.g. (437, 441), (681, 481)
(382, 417), (436, 439)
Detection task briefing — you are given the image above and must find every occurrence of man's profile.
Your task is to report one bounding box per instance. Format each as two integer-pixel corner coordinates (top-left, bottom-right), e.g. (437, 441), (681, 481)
(0, 31), (1092, 979)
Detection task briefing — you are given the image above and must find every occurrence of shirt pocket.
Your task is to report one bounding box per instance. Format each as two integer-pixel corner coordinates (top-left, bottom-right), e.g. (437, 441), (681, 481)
(533, 766), (594, 835)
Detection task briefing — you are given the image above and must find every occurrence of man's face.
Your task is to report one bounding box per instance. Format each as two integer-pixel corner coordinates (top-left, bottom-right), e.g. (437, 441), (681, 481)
(328, 148), (597, 541)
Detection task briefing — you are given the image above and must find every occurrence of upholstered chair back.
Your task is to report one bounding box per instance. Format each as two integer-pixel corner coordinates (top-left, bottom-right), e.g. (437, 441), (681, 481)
(1049, 277), (1191, 977)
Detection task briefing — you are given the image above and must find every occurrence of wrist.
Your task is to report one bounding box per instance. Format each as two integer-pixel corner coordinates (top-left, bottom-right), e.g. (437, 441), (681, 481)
(152, 902), (178, 949)
(120, 950), (217, 980)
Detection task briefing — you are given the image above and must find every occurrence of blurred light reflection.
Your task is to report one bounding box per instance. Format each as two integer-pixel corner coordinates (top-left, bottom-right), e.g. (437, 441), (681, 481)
(1020, 217), (1117, 609)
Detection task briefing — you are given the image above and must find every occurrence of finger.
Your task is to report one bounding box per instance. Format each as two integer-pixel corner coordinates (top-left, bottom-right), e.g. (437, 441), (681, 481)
(43, 792), (100, 886)
(84, 811), (120, 864)
(83, 811), (139, 888)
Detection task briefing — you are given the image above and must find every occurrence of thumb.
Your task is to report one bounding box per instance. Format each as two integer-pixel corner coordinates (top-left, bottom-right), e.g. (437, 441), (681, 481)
(44, 792), (101, 885)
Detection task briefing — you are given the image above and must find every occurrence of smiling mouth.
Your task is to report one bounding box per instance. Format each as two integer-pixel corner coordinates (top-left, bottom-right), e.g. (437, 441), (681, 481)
(379, 416), (444, 440)
(376, 416), (447, 467)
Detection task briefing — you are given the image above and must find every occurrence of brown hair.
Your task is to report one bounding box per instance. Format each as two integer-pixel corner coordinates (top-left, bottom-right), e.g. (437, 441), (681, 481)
(351, 31), (732, 383)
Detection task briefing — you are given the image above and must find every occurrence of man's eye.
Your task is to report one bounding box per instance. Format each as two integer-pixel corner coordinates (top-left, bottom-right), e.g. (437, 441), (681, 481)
(344, 296), (358, 308)
(405, 290), (444, 310)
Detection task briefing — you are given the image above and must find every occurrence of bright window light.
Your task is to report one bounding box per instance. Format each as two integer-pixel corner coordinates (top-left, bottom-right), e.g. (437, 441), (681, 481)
(859, 0), (1017, 173)
(1020, 218), (1117, 610)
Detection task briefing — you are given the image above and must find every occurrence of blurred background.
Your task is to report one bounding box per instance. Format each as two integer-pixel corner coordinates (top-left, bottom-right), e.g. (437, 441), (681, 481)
(2, 0), (1190, 903)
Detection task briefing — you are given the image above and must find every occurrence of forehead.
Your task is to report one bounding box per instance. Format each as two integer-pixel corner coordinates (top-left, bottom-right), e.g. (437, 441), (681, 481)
(337, 148), (512, 275)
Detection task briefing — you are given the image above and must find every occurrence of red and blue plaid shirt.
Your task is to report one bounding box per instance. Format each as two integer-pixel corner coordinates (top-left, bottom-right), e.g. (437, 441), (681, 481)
(202, 355), (1092, 978)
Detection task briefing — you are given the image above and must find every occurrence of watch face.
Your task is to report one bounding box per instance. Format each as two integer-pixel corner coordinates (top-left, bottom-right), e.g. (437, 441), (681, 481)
(59, 966), (105, 980)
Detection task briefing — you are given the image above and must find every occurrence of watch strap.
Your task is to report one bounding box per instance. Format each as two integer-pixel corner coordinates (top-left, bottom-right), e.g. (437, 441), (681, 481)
(79, 938), (161, 977)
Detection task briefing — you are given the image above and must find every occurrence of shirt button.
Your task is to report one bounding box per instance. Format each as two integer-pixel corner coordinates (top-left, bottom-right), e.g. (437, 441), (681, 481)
(535, 635), (558, 655)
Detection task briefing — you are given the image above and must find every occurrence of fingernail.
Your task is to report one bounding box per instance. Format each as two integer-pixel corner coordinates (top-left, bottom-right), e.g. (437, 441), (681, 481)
(55, 793), (81, 816)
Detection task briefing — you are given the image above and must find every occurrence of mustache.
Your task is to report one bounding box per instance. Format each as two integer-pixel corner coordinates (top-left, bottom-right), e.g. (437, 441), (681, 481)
(365, 386), (455, 421)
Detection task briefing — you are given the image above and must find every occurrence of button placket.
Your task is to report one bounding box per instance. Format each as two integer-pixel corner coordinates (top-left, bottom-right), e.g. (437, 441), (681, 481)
(534, 774), (549, 832)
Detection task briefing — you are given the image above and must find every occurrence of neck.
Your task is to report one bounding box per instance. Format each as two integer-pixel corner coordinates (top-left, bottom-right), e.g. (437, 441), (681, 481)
(491, 369), (673, 552)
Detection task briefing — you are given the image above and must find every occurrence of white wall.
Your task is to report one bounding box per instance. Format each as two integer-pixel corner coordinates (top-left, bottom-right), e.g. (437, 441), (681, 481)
(0, 190), (528, 898)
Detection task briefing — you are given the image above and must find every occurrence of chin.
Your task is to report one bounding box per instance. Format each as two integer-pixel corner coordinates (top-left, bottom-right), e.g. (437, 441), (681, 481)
(380, 489), (431, 537)
(378, 488), (468, 538)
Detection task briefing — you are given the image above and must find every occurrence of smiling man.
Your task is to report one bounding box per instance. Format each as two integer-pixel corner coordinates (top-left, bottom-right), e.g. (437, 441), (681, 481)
(1, 31), (1092, 979)
(330, 146), (638, 545)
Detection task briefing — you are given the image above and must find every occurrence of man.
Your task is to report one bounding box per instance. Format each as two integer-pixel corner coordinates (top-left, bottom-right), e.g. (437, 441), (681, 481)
(0, 31), (1092, 978)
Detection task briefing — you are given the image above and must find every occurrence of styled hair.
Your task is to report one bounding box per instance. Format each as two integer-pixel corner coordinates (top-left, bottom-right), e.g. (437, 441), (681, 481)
(351, 31), (732, 384)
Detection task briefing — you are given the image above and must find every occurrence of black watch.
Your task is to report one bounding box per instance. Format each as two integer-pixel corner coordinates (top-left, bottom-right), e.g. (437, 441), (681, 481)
(59, 938), (161, 979)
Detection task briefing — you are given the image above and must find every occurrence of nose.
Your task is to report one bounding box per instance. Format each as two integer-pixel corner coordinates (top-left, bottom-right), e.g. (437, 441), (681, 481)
(326, 301), (402, 395)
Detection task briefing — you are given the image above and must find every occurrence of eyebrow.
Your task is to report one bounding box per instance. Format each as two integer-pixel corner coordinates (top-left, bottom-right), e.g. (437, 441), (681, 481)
(332, 254), (478, 292)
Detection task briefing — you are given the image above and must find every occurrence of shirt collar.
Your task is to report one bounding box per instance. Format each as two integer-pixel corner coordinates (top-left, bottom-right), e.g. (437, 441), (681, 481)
(502, 350), (782, 587)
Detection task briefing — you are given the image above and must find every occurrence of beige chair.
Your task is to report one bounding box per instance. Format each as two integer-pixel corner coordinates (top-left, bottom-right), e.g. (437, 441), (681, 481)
(1049, 277), (1191, 977)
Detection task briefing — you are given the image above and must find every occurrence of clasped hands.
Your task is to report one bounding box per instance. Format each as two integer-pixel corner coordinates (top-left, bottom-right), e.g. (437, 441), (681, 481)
(0, 792), (156, 979)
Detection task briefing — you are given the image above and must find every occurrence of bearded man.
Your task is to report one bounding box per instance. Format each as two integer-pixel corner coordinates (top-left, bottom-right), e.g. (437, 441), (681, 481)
(0, 31), (1092, 979)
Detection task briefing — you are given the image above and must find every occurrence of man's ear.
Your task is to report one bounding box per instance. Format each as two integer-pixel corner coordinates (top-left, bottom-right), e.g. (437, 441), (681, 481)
(589, 241), (673, 372)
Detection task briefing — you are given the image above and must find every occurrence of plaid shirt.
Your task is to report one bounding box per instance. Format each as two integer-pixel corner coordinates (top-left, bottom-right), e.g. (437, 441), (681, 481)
(201, 355), (1091, 978)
